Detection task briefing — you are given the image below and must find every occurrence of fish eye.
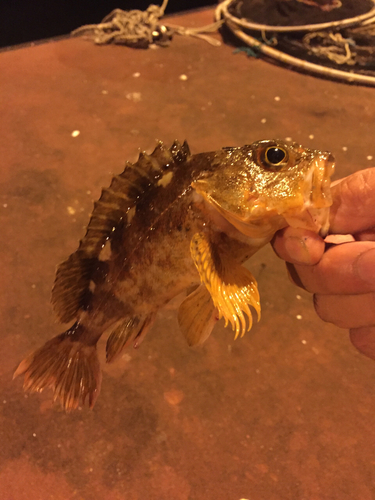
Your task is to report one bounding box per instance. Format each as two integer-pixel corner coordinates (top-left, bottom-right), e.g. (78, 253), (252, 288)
(264, 147), (287, 167)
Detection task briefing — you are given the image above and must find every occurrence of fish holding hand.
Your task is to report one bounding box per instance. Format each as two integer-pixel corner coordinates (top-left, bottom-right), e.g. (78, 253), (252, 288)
(14, 139), (334, 410)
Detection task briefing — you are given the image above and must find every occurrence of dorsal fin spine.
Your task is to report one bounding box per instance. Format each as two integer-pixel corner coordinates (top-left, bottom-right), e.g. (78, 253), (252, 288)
(170, 140), (191, 164)
(103, 188), (132, 201)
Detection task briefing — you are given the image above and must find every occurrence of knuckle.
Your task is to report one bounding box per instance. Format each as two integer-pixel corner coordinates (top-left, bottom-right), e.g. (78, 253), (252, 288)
(344, 170), (375, 210)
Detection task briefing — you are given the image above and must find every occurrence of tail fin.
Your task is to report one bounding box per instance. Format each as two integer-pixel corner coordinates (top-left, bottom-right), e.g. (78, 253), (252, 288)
(14, 323), (101, 411)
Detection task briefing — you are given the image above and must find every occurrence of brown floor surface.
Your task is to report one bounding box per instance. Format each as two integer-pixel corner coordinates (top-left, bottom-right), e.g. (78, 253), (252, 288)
(1, 8), (375, 500)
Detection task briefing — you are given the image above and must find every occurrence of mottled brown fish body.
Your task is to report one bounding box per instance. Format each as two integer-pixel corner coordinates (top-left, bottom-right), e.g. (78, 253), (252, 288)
(90, 195), (203, 320)
(14, 139), (335, 410)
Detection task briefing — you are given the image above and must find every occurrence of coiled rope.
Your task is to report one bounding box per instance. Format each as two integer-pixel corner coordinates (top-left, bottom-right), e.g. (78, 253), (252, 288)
(215, 0), (375, 86)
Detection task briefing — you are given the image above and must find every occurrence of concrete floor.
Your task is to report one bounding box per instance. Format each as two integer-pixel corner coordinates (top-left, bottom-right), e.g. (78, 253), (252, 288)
(1, 8), (375, 500)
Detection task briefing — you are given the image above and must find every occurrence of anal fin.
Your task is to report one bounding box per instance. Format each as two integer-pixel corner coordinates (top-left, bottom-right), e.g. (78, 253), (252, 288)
(106, 314), (155, 362)
(177, 285), (217, 346)
(190, 232), (261, 340)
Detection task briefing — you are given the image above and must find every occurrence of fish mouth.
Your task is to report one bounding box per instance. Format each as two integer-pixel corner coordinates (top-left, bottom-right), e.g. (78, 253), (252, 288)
(284, 152), (335, 237)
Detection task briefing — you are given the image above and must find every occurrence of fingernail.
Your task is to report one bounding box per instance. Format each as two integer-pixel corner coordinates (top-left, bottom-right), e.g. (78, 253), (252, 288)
(355, 248), (375, 286)
(284, 236), (311, 264)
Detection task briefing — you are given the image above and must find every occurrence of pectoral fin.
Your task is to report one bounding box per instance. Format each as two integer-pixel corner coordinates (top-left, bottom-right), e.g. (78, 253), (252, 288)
(177, 285), (218, 346)
(190, 232), (261, 339)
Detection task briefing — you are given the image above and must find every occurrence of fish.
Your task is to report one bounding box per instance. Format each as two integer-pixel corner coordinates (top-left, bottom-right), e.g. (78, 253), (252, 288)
(14, 139), (335, 411)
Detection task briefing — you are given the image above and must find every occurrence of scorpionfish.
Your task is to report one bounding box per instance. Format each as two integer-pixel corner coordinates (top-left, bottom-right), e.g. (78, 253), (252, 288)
(15, 139), (335, 411)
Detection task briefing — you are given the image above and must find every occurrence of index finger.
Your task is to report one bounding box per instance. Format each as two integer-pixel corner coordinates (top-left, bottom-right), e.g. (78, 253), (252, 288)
(330, 168), (375, 235)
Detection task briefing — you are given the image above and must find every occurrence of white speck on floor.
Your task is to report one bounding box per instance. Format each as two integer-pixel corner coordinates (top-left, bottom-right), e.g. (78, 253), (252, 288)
(132, 72), (140, 77)
(67, 206), (76, 215)
(342, 146), (348, 152)
(367, 155), (373, 161)
(309, 134), (314, 139)
(301, 339), (307, 344)
(274, 96), (280, 101)
(126, 92), (142, 102)
(261, 118), (266, 124)
(179, 74), (188, 81)
(71, 130), (80, 137)
(296, 314), (302, 320)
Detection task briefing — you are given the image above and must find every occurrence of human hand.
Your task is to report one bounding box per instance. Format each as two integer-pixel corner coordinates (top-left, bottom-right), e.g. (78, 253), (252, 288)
(272, 168), (375, 360)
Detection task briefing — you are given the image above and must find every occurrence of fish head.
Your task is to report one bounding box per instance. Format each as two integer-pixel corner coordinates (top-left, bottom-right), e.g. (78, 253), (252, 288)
(192, 139), (335, 239)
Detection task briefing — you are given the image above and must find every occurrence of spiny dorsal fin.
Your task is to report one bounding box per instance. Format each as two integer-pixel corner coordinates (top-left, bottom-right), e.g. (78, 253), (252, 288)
(79, 141), (180, 257)
(52, 140), (191, 323)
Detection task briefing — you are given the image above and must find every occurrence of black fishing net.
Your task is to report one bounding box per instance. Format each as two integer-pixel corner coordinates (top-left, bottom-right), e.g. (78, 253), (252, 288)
(225, 0), (375, 77)
(231, 0), (373, 26)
